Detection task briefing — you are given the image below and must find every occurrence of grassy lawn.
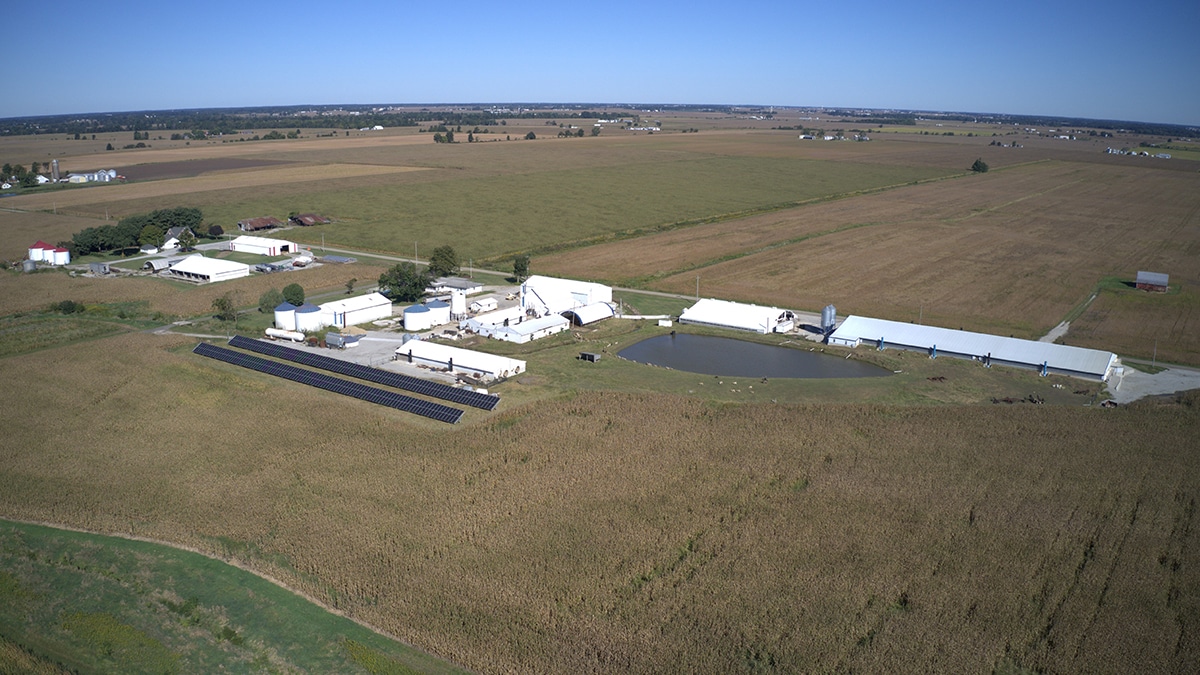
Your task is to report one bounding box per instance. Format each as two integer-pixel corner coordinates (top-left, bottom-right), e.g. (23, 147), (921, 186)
(0, 519), (467, 674)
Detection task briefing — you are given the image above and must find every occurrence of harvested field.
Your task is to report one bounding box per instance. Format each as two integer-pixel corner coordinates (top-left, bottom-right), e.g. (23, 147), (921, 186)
(538, 161), (1200, 351)
(0, 210), (107, 261)
(0, 262), (385, 318)
(1, 163), (427, 214)
(1068, 281), (1200, 366)
(0, 332), (1196, 674)
(114, 157), (295, 181)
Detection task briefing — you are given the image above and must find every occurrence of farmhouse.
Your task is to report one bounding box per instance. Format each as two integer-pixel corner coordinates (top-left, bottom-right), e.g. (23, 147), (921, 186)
(166, 255), (250, 284)
(394, 340), (526, 382)
(828, 315), (1118, 381)
(237, 216), (284, 232)
(469, 297), (498, 314)
(162, 226), (193, 250)
(289, 213), (331, 226)
(426, 277), (484, 295)
(229, 235), (298, 256)
(319, 293), (392, 329)
(679, 298), (796, 334)
(1136, 271), (1169, 292)
(521, 275), (612, 317)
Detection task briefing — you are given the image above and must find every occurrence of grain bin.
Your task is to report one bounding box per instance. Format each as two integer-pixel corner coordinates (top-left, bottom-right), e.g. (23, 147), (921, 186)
(294, 303), (324, 332)
(273, 301), (298, 330)
(821, 304), (837, 333)
(426, 299), (451, 326)
(450, 290), (467, 319)
(404, 304), (433, 331)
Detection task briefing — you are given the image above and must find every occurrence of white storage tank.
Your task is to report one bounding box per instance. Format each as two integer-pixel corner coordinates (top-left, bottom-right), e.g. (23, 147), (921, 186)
(50, 247), (71, 265)
(294, 303), (325, 332)
(265, 328), (304, 342)
(404, 304), (433, 331)
(426, 299), (451, 326)
(450, 290), (467, 319)
(274, 301), (297, 330)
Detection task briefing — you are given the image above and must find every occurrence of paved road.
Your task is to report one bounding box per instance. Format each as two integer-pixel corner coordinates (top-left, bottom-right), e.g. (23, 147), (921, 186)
(1110, 360), (1200, 404)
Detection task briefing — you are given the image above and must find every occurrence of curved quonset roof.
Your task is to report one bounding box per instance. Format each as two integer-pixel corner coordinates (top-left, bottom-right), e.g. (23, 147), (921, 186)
(563, 302), (614, 325)
(829, 315), (1118, 380)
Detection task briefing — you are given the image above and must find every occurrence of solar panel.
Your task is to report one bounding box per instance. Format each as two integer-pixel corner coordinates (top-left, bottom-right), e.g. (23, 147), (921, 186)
(193, 343), (463, 424)
(227, 335), (500, 411)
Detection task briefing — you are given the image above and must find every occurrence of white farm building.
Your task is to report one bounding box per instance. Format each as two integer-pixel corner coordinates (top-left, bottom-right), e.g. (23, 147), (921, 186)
(521, 275), (612, 317)
(319, 292), (392, 329)
(679, 298), (796, 334)
(395, 341), (526, 381)
(483, 314), (570, 344)
(828, 315), (1119, 381)
(166, 255), (250, 283)
(275, 293), (393, 332)
(228, 235), (298, 256)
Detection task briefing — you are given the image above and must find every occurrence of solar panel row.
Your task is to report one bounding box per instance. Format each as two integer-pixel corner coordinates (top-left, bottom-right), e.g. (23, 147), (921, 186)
(193, 343), (463, 424)
(227, 335), (499, 411)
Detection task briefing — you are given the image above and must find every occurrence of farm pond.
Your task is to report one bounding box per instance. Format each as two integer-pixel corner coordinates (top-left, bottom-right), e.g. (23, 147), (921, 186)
(617, 333), (889, 379)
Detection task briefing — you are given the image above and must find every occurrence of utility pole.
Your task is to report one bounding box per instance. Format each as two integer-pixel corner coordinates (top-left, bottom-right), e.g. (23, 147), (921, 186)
(695, 275), (700, 300)
(414, 241), (418, 265)
(1153, 338), (1158, 368)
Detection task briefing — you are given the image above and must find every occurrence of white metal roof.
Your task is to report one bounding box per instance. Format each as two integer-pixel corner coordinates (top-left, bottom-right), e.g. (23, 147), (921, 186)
(679, 298), (789, 333)
(229, 235), (297, 250)
(169, 255), (249, 276)
(829, 315), (1117, 378)
(395, 340), (526, 377)
(319, 292), (390, 314)
(1136, 271), (1169, 286)
(506, 314), (570, 336)
(563, 302), (614, 325)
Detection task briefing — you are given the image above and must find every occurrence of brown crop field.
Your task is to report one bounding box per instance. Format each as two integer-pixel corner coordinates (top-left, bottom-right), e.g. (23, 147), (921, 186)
(535, 159), (1200, 358)
(0, 332), (1196, 674)
(0, 210), (108, 261)
(2, 120), (1200, 673)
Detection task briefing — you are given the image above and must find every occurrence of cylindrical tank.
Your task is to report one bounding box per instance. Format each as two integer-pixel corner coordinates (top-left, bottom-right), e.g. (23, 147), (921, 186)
(294, 303), (324, 332)
(51, 248), (71, 265)
(265, 328), (305, 342)
(426, 299), (451, 326)
(821, 304), (837, 331)
(404, 304), (432, 331)
(273, 301), (297, 330)
(450, 290), (467, 319)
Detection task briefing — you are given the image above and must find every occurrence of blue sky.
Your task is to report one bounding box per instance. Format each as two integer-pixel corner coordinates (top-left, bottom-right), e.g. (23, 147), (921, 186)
(4, 0), (1197, 125)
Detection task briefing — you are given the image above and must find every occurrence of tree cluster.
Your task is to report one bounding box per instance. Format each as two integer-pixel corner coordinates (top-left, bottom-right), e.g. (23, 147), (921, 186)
(65, 207), (205, 256)
(970, 158), (990, 173)
(378, 262), (430, 303)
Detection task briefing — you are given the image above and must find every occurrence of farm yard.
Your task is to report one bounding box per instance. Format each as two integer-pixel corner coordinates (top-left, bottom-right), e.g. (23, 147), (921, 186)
(1, 110), (1199, 673)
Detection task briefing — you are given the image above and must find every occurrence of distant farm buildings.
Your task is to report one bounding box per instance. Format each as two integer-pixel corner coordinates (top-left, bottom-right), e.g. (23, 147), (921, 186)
(289, 213), (331, 226)
(67, 169), (118, 183)
(1136, 271), (1169, 292)
(237, 216), (284, 232)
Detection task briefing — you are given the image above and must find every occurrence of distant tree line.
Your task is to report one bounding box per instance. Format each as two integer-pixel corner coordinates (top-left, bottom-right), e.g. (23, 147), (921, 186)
(62, 207), (216, 256)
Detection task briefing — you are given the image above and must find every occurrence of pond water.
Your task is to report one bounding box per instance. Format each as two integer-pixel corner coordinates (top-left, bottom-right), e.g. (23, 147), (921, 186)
(617, 333), (889, 379)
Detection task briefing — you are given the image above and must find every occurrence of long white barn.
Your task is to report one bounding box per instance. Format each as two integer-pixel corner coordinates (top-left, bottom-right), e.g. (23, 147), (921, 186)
(828, 315), (1118, 381)
(679, 298), (795, 334)
(395, 340), (525, 381)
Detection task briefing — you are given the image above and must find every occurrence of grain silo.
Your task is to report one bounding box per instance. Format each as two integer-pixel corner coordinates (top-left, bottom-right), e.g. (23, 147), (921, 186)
(821, 305), (837, 333)
(426, 299), (451, 326)
(294, 303), (324, 332)
(274, 301), (298, 330)
(450, 290), (468, 320)
(404, 304), (433, 331)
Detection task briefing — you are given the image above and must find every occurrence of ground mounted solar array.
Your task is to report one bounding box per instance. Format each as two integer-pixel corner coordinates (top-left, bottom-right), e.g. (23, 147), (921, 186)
(227, 335), (500, 411)
(193, 343), (464, 424)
